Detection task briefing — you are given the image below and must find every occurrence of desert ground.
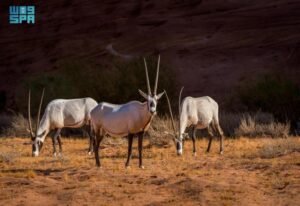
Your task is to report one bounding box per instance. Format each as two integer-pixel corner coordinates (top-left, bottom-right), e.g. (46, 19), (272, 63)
(0, 137), (299, 206)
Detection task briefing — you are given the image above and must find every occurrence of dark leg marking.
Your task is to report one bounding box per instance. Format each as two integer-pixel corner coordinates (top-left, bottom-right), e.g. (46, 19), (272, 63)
(206, 125), (214, 153)
(57, 134), (62, 153)
(85, 124), (94, 154)
(138, 131), (144, 168)
(94, 130), (104, 167)
(125, 134), (134, 167)
(192, 126), (197, 155)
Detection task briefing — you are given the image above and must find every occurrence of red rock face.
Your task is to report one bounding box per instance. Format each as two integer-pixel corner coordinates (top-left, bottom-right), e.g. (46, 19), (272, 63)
(0, 0), (299, 108)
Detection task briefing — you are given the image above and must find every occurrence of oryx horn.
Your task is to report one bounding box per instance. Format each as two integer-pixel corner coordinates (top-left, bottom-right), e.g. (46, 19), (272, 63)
(35, 88), (45, 134)
(154, 55), (160, 95)
(143, 58), (152, 95)
(164, 90), (177, 139)
(178, 87), (184, 135)
(28, 90), (34, 139)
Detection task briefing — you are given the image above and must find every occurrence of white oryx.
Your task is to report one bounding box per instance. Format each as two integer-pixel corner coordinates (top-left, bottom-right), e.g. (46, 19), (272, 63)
(91, 55), (164, 168)
(165, 87), (224, 156)
(28, 90), (98, 157)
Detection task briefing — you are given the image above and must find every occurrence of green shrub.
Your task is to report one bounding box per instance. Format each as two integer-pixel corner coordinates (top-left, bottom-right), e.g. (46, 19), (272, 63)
(15, 57), (178, 116)
(238, 73), (300, 123)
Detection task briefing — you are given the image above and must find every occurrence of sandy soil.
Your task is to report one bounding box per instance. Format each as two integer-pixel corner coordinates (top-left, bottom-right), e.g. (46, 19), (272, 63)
(0, 137), (299, 206)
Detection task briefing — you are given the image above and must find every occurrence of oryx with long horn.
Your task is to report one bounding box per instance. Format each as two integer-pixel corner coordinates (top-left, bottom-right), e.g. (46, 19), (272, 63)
(28, 90), (98, 157)
(91, 55), (164, 168)
(165, 87), (224, 156)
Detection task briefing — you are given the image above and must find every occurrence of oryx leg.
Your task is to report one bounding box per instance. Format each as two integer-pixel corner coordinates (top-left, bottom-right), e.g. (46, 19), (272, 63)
(215, 123), (224, 154)
(57, 133), (63, 155)
(138, 131), (144, 169)
(191, 126), (197, 156)
(125, 134), (134, 168)
(206, 125), (214, 153)
(94, 130), (104, 167)
(52, 128), (62, 156)
(85, 124), (94, 155)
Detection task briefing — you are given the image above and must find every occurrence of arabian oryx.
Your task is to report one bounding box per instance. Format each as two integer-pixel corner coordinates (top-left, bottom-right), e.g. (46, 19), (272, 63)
(28, 90), (98, 157)
(165, 87), (224, 156)
(91, 55), (164, 168)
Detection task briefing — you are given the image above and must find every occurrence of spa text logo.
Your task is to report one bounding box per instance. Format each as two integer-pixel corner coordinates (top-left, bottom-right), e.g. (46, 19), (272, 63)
(9, 6), (35, 24)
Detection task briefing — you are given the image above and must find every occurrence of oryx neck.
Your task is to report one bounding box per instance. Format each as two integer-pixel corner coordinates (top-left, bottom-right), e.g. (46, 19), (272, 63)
(36, 114), (49, 142)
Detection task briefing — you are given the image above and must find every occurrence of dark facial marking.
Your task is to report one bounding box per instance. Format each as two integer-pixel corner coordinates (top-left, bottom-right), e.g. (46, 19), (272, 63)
(150, 101), (155, 108)
(176, 142), (181, 150)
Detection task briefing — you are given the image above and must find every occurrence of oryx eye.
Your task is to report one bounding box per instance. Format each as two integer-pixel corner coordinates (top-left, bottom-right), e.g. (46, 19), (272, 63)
(150, 102), (155, 107)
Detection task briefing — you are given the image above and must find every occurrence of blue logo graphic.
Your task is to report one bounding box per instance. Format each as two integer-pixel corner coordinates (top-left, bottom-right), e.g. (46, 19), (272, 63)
(9, 6), (35, 24)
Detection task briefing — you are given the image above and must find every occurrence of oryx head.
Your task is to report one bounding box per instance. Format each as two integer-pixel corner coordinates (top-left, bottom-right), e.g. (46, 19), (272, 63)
(165, 87), (185, 156)
(28, 88), (46, 157)
(139, 55), (164, 115)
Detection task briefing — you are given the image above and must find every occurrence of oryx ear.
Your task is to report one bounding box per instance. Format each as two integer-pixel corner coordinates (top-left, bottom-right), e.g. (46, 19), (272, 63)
(37, 130), (46, 138)
(138, 89), (148, 99)
(156, 91), (165, 100)
(183, 133), (189, 139)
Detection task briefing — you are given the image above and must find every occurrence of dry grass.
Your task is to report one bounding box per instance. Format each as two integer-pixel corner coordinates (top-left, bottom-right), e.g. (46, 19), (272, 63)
(0, 112), (291, 141)
(0, 136), (299, 205)
(254, 138), (300, 159)
(147, 116), (176, 147)
(2, 114), (31, 137)
(234, 114), (290, 138)
(220, 112), (290, 138)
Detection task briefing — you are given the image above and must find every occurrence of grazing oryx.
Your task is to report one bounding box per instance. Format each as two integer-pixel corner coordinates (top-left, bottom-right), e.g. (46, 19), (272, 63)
(91, 55), (164, 168)
(165, 87), (224, 156)
(28, 90), (98, 157)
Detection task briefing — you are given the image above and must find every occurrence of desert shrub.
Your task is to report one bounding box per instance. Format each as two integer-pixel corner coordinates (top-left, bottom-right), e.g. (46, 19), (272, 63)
(147, 116), (177, 147)
(238, 73), (300, 124)
(2, 114), (32, 137)
(234, 114), (290, 138)
(15, 57), (178, 116)
(219, 112), (242, 137)
(219, 112), (289, 138)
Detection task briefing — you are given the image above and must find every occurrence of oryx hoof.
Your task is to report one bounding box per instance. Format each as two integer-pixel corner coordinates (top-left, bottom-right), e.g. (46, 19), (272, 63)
(53, 152), (57, 157)
(139, 165), (145, 169)
(220, 151), (224, 155)
(88, 151), (93, 156)
(193, 152), (197, 157)
(125, 165), (131, 169)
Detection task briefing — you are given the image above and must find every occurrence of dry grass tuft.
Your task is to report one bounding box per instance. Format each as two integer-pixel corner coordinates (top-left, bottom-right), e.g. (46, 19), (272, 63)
(0, 152), (19, 164)
(234, 114), (290, 138)
(147, 116), (175, 147)
(2, 114), (32, 137)
(220, 112), (290, 138)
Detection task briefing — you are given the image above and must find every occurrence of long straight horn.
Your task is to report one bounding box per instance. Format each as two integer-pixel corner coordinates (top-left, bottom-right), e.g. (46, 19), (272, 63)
(154, 55), (160, 95)
(143, 58), (152, 95)
(178, 87), (184, 135)
(36, 88), (45, 133)
(164, 90), (177, 137)
(28, 90), (34, 139)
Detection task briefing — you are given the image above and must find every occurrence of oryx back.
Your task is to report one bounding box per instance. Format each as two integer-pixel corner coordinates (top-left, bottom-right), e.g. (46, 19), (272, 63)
(91, 101), (151, 137)
(42, 98), (97, 130)
(181, 96), (218, 129)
